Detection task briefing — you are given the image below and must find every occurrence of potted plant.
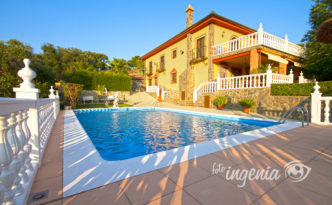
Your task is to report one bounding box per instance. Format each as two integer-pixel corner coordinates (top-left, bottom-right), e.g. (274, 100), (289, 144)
(212, 96), (228, 110)
(239, 98), (256, 113)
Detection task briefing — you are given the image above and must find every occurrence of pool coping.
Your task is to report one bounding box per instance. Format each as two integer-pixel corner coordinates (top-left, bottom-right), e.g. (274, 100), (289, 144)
(63, 107), (302, 197)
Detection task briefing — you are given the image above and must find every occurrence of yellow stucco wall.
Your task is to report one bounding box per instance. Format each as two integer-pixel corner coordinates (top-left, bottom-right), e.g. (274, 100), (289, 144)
(144, 23), (249, 91)
(145, 38), (187, 91)
(191, 26), (209, 88)
(214, 26), (245, 46)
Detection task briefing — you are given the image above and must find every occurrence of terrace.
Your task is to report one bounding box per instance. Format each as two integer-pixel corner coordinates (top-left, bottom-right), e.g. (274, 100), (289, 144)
(0, 59), (331, 205)
(212, 23), (304, 58)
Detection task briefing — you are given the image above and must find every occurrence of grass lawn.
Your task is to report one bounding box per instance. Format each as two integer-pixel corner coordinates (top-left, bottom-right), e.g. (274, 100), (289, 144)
(76, 103), (132, 109)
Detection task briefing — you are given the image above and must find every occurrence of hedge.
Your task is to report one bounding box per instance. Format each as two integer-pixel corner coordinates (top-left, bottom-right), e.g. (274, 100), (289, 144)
(271, 81), (332, 96)
(64, 70), (132, 91)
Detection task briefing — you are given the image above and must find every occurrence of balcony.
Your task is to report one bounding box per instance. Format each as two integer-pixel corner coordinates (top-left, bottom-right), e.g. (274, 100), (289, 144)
(190, 46), (208, 64)
(212, 24), (304, 58)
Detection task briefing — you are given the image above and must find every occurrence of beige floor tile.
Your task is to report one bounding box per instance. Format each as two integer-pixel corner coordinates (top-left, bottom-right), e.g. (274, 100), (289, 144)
(223, 155), (285, 196)
(34, 155), (63, 183)
(184, 175), (257, 205)
(257, 180), (331, 205)
(44, 199), (62, 205)
(287, 137), (332, 152)
(62, 182), (130, 205)
(315, 149), (332, 164)
(29, 175), (63, 205)
(190, 153), (232, 172)
(158, 160), (211, 188)
(118, 171), (180, 205)
(308, 160), (332, 178)
(147, 190), (201, 205)
(266, 145), (319, 166)
(292, 172), (332, 198)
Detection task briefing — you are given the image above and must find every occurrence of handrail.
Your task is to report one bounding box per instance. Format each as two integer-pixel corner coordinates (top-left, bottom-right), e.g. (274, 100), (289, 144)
(152, 101), (160, 110)
(278, 106), (309, 127)
(212, 26), (304, 57)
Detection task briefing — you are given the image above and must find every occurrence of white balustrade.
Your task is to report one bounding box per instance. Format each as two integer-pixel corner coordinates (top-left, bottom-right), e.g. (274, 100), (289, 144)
(193, 64), (293, 103)
(311, 82), (332, 124)
(0, 59), (60, 204)
(212, 23), (304, 57)
(146, 86), (160, 96)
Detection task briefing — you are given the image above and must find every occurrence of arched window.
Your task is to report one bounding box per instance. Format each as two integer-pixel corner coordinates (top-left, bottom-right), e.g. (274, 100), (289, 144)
(231, 35), (238, 40)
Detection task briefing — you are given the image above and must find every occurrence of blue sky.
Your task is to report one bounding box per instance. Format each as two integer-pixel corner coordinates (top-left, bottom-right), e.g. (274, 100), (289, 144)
(1, 0), (313, 60)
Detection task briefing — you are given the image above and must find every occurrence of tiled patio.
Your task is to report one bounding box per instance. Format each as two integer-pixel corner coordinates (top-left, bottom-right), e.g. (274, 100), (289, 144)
(29, 110), (332, 205)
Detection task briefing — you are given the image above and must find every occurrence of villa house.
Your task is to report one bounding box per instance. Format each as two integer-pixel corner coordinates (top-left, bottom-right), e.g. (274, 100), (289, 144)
(142, 5), (304, 105)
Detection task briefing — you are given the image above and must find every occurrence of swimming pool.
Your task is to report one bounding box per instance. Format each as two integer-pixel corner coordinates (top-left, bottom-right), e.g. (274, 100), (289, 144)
(63, 107), (301, 197)
(74, 108), (276, 161)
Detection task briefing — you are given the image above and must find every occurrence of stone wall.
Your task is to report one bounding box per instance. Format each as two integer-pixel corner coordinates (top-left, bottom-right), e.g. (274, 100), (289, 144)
(163, 90), (187, 106)
(80, 90), (130, 103)
(194, 88), (310, 118)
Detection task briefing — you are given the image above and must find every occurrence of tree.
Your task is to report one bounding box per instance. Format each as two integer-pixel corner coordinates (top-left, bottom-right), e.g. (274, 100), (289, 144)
(302, 0), (332, 81)
(0, 40), (33, 97)
(109, 58), (130, 74)
(128, 55), (144, 70)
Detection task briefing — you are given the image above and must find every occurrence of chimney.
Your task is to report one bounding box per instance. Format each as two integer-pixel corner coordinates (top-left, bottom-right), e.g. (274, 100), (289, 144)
(186, 4), (194, 28)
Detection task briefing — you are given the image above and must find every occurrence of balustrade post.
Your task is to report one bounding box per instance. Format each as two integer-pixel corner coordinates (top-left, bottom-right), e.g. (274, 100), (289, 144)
(288, 69), (294, 83)
(49, 86), (57, 120)
(22, 110), (33, 172)
(284, 34), (289, 53)
(266, 64), (273, 87)
(324, 100), (330, 124)
(217, 73), (221, 91)
(311, 81), (322, 124)
(8, 112), (24, 196)
(15, 111), (29, 184)
(13, 59), (41, 166)
(0, 114), (16, 205)
(299, 71), (304, 83)
(258, 22), (263, 44)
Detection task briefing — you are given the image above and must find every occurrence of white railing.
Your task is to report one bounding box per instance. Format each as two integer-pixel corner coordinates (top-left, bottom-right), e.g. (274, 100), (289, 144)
(193, 65), (293, 103)
(0, 59), (60, 205)
(311, 82), (332, 124)
(213, 32), (258, 56)
(212, 23), (304, 57)
(146, 86), (159, 96)
(161, 90), (169, 100)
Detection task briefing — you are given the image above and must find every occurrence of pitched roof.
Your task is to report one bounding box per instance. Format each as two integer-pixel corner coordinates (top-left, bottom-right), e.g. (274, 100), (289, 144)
(141, 12), (256, 60)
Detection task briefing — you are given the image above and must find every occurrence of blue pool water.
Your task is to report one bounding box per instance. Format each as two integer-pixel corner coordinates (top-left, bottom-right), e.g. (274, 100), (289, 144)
(74, 108), (276, 161)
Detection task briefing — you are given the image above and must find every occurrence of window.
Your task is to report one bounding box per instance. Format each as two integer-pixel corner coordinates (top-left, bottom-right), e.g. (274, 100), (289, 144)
(149, 61), (152, 73)
(171, 72), (177, 83)
(160, 56), (165, 69)
(154, 77), (158, 85)
(172, 50), (177, 59)
(231, 35), (238, 40)
(148, 79), (152, 86)
(196, 37), (205, 58)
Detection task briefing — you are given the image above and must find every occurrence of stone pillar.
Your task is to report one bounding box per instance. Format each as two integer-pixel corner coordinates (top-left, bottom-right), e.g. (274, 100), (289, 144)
(13, 59), (41, 165)
(279, 62), (287, 75)
(186, 33), (194, 103)
(311, 82), (322, 124)
(299, 71), (304, 83)
(250, 49), (259, 74)
(13, 59), (40, 100)
(185, 4), (194, 28)
(208, 23), (215, 81)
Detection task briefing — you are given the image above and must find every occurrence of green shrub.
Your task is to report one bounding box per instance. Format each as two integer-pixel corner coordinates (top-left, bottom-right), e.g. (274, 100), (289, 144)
(271, 81), (332, 96)
(64, 70), (132, 91)
(212, 96), (228, 106)
(239, 98), (256, 108)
